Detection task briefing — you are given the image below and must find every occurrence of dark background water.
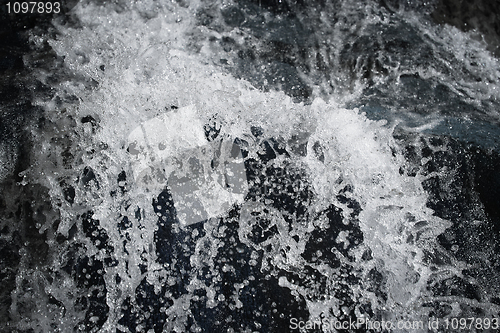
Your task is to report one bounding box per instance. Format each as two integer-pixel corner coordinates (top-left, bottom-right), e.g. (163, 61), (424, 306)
(1, 0), (500, 331)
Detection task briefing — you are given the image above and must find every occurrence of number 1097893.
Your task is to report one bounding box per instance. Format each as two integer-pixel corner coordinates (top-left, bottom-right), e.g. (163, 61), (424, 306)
(6, 2), (60, 14)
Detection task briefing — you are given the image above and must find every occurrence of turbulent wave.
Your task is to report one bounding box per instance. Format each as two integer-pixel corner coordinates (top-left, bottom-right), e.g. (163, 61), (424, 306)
(1, 0), (500, 332)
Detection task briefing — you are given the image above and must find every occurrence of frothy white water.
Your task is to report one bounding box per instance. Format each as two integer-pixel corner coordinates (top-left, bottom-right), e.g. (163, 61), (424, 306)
(11, 0), (498, 332)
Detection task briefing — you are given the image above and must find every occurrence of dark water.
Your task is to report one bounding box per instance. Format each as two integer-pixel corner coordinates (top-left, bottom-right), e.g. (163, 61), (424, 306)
(1, 0), (500, 332)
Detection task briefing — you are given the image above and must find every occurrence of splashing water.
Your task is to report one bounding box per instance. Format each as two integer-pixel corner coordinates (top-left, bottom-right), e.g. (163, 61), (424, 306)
(2, 0), (500, 332)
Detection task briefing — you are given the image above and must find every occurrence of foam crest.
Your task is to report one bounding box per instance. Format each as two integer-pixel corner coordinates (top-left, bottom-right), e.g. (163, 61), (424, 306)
(14, 0), (467, 331)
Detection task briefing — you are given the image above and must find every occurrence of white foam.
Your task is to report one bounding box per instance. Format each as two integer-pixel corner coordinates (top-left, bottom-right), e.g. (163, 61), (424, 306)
(127, 104), (248, 225)
(17, 0), (461, 330)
